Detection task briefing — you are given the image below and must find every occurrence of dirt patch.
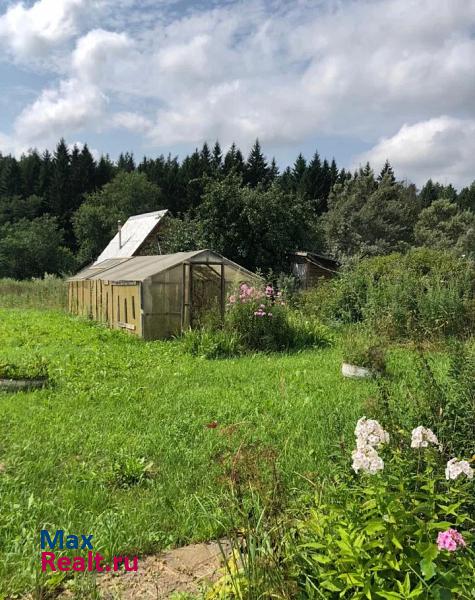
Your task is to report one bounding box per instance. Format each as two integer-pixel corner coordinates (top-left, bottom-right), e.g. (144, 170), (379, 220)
(59, 540), (231, 599)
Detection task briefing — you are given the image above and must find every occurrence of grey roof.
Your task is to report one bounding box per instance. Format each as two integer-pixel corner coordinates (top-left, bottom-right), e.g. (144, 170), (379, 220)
(71, 250), (259, 283)
(292, 251), (340, 266)
(94, 210), (168, 265)
(68, 258), (130, 281)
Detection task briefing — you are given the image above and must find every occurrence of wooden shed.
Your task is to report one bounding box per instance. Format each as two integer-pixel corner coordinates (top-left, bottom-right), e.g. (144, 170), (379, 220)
(290, 251), (340, 289)
(68, 250), (259, 340)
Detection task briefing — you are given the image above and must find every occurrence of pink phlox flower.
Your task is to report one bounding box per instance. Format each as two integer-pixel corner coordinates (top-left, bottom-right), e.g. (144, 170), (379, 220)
(437, 528), (466, 552)
(265, 285), (274, 298)
(228, 295), (236, 304)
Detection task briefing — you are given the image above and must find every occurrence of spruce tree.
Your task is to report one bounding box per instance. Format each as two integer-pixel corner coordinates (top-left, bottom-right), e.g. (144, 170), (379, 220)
(50, 139), (71, 220)
(20, 150), (42, 198)
(117, 152), (135, 172)
(378, 159), (396, 184)
(96, 155), (115, 188)
(223, 143), (244, 175)
(211, 141), (223, 174)
(244, 139), (268, 187)
(292, 153), (307, 193)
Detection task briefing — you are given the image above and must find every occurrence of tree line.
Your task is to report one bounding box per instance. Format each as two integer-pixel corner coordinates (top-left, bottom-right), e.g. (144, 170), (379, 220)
(0, 138), (474, 279)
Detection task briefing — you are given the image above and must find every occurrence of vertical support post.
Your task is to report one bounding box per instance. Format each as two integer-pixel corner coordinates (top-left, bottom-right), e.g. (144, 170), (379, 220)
(181, 262), (186, 332)
(220, 262), (225, 322)
(189, 263), (194, 329)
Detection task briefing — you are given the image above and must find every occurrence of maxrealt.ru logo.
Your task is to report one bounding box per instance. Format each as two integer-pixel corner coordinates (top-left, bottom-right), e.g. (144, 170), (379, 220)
(40, 530), (138, 573)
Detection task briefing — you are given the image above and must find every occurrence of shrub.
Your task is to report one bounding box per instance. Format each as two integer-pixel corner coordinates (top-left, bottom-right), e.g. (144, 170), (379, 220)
(380, 341), (475, 461)
(209, 419), (475, 599)
(342, 327), (387, 372)
(225, 284), (292, 352)
(180, 328), (242, 359)
(305, 249), (475, 341)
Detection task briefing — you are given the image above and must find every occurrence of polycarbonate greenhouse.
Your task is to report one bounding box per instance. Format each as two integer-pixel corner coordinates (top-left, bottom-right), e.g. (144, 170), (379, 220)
(68, 250), (260, 339)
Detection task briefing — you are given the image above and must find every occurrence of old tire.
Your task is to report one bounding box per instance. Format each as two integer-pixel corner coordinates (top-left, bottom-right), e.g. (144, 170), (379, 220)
(0, 378), (48, 392)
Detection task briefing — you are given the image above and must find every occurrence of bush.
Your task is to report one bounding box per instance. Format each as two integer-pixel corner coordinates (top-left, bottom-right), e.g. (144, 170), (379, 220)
(342, 327), (387, 372)
(209, 419), (475, 599)
(288, 442), (475, 598)
(181, 284), (333, 358)
(379, 341), (475, 461)
(306, 249), (475, 341)
(225, 284), (292, 352)
(180, 328), (242, 359)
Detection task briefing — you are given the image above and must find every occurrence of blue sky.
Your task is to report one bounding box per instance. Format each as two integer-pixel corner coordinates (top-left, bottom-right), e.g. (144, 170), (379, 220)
(0, 0), (474, 187)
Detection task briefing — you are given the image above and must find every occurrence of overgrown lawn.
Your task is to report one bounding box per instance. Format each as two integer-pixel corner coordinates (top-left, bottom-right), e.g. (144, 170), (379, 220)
(0, 308), (374, 596)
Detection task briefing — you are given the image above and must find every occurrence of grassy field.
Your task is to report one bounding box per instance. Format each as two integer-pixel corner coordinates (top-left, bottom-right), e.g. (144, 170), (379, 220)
(0, 308), (377, 596)
(0, 277), (67, 310)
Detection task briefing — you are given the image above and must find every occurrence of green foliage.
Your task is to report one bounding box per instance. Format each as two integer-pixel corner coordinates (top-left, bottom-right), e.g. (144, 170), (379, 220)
(324, 170), (418, 259)
(313, 249), (475, 340)
(225, 293), (291, 352)
(0, 216), (75, 279)
(0, 308), (370, 597)
(380, 342), (475, 460)
(73, 171), (163, 264)
(109, 454), (154, 488)
(288, 446), (475, 598)
(160, 215), (207, 253)
(210, 429), (475, 599)
(198, 173), (321, 272)
(342, 327), (387, 372)
(0, 275), (67, 309)
(0, 355), (49, 380)
(180, 328), (242, 359)
(415, 199), (475, 258)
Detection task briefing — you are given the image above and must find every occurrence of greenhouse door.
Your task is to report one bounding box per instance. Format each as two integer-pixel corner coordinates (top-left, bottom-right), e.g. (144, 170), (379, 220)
(189, 263), (225, 328)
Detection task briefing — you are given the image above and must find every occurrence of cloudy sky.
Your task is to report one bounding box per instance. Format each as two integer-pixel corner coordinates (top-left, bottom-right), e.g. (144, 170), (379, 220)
(0, 0), (474, 188)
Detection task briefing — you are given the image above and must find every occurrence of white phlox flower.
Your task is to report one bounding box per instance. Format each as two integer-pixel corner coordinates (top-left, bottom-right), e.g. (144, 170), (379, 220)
(411, 426), (440, 450)
(352, 445), (384, 475)
(445, 458), (474, 481)
(355, 417), (390, 450)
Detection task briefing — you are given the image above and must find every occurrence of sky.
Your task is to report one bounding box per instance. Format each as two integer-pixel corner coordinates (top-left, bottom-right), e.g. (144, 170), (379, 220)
(0, 0), (474, 188)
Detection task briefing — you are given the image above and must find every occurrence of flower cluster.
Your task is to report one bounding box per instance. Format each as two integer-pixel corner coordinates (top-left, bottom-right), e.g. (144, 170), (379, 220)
(445, 458), (474, 481)
(352, 417), (389, 474)
(410, 426), (440, 450)
(437, 528), (466, 552)
(355, 417), (390, 449)
(351, 445), (384, 475)
(254, 304), (273, 318)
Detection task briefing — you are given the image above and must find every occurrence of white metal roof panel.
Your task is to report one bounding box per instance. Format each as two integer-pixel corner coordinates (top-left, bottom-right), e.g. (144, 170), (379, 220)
(94, 210), (168, 265)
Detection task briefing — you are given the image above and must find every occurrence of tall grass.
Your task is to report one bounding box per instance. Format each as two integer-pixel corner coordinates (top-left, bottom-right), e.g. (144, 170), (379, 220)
(0, 276), (67, 310)
(0, 308), (372, 597)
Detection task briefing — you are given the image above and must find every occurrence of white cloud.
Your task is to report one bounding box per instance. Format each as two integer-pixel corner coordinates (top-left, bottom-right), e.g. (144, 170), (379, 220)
(1, 0), (475, 187)
(8, 28), (133, 151)
(13, 78), (105, 150)
(111, 112), (153, 133)
(0, 0), (88, 61)
(354, 117), (475, 188)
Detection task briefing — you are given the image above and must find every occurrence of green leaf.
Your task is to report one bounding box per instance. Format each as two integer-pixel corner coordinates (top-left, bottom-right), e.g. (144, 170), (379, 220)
(420, 558), (437, 581)
(391, 535), (403, 550)
(421, 543), (439, 562)
(432, 587), (452, 600)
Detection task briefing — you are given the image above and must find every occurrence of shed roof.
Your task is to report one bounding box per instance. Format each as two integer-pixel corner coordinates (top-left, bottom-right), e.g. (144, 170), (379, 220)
(292, 251), (340, 267)
(93, 210), (168, 265)
(71, 250), (259, 283)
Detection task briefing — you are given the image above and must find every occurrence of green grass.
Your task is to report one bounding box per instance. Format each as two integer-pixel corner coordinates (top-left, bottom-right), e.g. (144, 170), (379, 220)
(0, 277), (67, 310)
(0, 308), (378, 596)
